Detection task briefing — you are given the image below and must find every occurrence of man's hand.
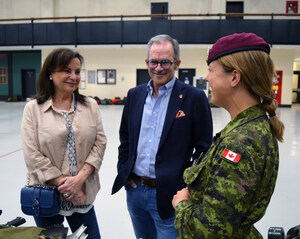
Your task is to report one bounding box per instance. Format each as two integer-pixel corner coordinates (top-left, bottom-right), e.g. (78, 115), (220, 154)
(126, 178), (137, 189)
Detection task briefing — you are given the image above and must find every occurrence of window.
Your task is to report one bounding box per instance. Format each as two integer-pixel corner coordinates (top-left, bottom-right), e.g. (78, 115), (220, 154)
(0, 67), (8, 84)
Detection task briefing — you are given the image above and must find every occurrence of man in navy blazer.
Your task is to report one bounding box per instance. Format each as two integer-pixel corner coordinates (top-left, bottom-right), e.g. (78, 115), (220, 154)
(112, 34), (213, 239)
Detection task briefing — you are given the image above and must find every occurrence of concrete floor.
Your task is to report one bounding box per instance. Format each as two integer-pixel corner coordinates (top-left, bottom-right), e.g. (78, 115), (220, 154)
(0, 101), (299, 238)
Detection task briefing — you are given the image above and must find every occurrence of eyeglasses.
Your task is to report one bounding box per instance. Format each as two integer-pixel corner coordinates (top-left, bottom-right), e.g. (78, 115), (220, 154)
(147, 59), (176, 70)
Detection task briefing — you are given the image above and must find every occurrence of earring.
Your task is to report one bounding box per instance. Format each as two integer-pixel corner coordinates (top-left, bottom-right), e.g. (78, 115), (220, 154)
(49, 76), (53, 81)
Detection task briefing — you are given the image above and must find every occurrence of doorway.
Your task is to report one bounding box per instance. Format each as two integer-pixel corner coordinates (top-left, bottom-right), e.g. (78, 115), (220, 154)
(136, 69), (150, 86)
(292, 71), (300, 103)
(178, 68), (196, 85)
(226, 1), (244, 19)
(151, 2), (168, 20)
(22, 69), (36, 100)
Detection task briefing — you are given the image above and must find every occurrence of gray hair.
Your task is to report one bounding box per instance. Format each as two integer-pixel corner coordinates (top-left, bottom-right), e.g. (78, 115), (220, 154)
(146, 34), (180, 61)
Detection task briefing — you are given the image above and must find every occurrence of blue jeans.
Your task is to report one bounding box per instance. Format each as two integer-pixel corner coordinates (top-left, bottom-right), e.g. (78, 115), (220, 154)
(126, 180), (178, 239)
(34, 206), (100, 239)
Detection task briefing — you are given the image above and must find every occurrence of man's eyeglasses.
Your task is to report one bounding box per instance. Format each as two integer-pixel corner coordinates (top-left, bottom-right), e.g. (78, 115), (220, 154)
(147, 59), (176, 70)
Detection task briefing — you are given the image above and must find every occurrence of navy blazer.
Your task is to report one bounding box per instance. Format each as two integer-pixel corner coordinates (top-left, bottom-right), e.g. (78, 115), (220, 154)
(112, 79), (213, 219)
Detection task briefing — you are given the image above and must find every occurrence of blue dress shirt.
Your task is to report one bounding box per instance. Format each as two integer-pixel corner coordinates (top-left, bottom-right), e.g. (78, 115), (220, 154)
(133, 77), (176, 179)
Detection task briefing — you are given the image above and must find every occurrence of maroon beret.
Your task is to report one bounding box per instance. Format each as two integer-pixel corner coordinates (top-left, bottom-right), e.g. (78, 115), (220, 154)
(207, 32), (270, 65)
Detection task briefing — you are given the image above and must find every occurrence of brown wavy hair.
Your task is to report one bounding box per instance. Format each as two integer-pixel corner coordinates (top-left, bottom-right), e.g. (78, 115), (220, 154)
(36, 48), (86, 105)
(218, 50), (284, 142)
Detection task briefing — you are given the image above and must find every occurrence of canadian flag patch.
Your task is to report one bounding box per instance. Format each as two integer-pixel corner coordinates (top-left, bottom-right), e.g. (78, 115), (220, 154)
(222, 149), (241, 163)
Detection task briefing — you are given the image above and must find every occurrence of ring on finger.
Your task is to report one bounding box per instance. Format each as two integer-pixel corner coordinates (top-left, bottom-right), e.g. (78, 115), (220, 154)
(64, 193), (70, 198)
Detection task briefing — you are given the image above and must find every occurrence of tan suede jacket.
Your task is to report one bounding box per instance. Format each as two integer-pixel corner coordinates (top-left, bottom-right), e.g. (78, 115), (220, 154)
(21, 96), (107, 205)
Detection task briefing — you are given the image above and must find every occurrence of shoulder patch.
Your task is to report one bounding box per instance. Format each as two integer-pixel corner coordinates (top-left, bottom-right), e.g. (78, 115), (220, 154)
(222, 149), (241, 163)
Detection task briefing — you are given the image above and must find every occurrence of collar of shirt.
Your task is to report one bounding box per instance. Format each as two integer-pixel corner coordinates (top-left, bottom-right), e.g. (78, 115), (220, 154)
(220, 104), (266, 137)
(42, 94), (77, 113)
(147, 76), (176, 97)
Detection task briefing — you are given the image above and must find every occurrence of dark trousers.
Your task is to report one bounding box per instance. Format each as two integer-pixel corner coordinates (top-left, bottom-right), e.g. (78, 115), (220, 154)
(34, 206), (100, 239)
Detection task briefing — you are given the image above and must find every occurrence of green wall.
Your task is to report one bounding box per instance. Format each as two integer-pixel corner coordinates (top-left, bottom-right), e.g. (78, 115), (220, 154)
(0, 51), (41, 100)
(12, 52), (41, 96)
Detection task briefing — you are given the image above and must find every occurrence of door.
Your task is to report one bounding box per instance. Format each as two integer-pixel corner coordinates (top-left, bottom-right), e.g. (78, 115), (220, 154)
(137, 69), (150, 86)
(226, 1), (244, 19)
(293, 71), (300, 103)
(22, 69), (36, 99)
(151, 2), (168, 20)
(273, 70), (282, 105)
(178, 69), (196, 85)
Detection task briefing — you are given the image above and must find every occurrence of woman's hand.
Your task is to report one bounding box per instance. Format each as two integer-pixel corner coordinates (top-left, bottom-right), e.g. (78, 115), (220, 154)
(172, 188), (191, 208)
(60, 186), (86, 206)
(70, 191), (86, 206)
(58, 175), (84, 195)
(57, 164), (94, 205)
(57, 173), (87, 203)
(47, 175), (65, 187)
(58, 164), (93, 197)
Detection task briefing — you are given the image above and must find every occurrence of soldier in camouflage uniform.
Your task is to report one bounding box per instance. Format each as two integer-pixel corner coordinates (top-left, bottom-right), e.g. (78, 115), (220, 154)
(172, 33), (285, 238)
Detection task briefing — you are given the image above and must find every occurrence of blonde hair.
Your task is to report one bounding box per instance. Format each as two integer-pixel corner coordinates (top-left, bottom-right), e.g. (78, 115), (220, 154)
(218, 50), (284, 142)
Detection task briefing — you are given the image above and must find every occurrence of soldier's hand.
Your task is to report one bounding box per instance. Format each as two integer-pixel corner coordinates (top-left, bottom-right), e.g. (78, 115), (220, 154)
(172, 188), (191, 208)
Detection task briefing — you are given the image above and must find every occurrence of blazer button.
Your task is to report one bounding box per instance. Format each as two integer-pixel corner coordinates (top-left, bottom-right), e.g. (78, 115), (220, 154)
(79, 160), (83, 164)
(79, 141), (82, 146)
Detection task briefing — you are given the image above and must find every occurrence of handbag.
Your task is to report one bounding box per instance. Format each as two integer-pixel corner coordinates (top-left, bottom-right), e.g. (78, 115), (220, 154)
(20, 100), (77, 217)
(20, 185), (60, 217)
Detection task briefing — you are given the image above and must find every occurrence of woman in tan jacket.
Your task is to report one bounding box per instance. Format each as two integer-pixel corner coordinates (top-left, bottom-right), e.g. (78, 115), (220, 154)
(21, 48), (106, 239)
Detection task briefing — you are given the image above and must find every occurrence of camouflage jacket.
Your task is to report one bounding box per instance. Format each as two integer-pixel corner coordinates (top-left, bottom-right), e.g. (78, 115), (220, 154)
(175, 104), (279, 239)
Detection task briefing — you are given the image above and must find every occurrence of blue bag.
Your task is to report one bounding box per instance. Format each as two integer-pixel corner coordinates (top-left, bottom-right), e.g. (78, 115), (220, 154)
(20, 185), (60, 217)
